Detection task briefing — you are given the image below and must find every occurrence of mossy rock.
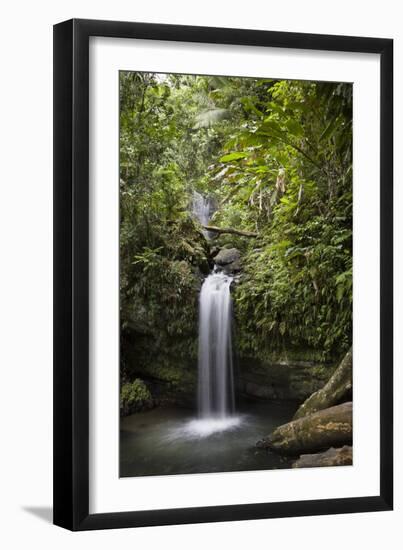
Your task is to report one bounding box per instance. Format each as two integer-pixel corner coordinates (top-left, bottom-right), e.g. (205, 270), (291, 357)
(257, 402), (352, 455)
(293, 348), (352, 419)
(120, 379), (154, 416)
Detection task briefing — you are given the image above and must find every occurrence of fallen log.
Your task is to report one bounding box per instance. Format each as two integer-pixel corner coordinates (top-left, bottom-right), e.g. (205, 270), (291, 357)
(256, 402), (352, 456)
(293, 348), (352, 420)
(292, 445), (352, 468)
(202, 224), (258, 238)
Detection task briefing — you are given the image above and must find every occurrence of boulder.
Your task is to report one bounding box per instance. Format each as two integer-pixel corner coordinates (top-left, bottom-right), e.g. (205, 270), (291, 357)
(256, 401), (352, 455)
(209, 245), (221, 257)
(293, 348), (352, 420)
(120, 379), (154, 416)
(292, 445), (352, 468)
(214, 247), (240, 265)
(214, 247), (241, 273)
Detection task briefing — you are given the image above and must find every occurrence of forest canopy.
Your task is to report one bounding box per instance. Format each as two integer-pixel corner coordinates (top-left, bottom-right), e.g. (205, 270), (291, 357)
(119, 71), (352, 381)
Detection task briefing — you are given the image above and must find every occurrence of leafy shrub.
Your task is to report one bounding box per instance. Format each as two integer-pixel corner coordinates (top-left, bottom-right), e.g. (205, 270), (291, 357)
(120, 379), (154, 416)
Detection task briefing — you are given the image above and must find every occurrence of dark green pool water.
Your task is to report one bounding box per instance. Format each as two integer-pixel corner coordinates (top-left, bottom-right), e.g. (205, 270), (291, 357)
(120, 399), (297, 477)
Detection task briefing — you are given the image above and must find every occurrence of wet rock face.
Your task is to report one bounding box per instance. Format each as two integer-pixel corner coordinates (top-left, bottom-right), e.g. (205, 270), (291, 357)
(214, 247), (241, 273)
(237, 357), (333, 402)
(292, 445), (352, 468)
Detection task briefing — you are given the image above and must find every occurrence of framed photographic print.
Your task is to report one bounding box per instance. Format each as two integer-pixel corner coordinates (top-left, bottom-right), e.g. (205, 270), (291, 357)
(53, 19), (393, 530)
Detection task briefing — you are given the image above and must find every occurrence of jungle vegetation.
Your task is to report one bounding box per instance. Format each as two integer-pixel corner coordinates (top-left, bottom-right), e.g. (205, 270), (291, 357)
(119, 71), (353, 388)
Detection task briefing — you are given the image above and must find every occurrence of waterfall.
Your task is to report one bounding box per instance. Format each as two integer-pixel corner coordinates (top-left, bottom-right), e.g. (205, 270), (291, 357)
(190, 189), (237, 429)
(192, 191), (212, 237)
(198, 272), (235, 418)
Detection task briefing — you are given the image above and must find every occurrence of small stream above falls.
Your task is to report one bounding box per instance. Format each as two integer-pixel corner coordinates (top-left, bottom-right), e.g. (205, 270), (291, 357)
(192, 190), (214, 238)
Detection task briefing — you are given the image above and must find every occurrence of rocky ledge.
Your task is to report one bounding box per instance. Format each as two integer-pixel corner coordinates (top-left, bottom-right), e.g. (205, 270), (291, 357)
(257, 401), (352, 455)
(292, 445), (352, 468)
(293, 348), (352, 420)
(256, 348), (353, 467)
(238, 357), (333, 402)
(213, 247), (241, 274)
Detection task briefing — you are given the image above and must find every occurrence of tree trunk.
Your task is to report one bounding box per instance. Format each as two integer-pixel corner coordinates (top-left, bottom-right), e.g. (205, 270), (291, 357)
(256, 402), (352, 456)
(292, 445), (352, 468)
(202, 225), (258, 238)
(293, 348), (352, 420)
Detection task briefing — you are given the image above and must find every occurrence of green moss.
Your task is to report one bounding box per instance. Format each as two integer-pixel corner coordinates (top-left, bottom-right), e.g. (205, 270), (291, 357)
(120, 215), (208, 390)
(120, 379), (154, 416)
(128, 357), (197, 395)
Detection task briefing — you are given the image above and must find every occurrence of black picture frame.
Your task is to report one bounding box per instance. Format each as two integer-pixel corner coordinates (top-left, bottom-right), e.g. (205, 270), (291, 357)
(53, 18), (393, 531)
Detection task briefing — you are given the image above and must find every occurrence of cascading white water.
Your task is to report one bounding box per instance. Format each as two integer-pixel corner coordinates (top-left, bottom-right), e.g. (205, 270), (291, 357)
(180, 190), (241, 436)
(197, 272), (235, 419)
(192, 191), (212, 237)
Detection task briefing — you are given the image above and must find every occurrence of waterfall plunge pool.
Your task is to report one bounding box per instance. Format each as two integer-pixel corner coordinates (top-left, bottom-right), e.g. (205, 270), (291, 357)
(120, 194), (297, 478)
(120, 399), (297, 478)
(176, 415), (243, 437)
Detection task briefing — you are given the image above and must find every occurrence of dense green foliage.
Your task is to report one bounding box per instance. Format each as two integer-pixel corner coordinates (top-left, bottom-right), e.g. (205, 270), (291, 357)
(120, 74), (211, 382)
(120, 379), (154, 415)
(120, 72), (352, 389)
(218, 80), (353, 358)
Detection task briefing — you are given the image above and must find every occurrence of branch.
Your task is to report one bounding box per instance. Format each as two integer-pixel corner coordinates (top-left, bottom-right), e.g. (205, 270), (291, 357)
(203, 225), (258, 238)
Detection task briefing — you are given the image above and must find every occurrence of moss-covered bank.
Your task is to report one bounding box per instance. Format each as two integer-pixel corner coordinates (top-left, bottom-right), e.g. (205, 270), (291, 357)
(120, 225), (346, 413)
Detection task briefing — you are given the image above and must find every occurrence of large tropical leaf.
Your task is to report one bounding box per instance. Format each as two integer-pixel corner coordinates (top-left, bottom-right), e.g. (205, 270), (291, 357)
(219, 152), (248, 162)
